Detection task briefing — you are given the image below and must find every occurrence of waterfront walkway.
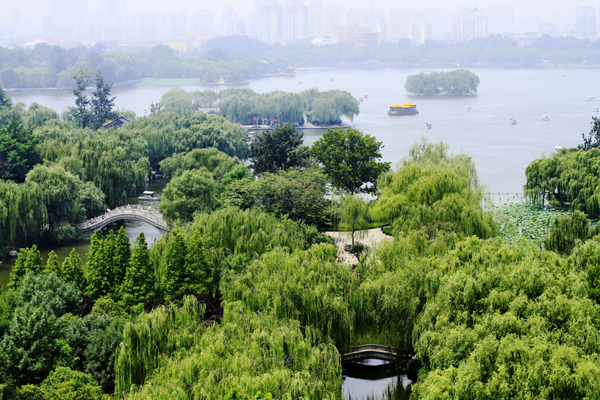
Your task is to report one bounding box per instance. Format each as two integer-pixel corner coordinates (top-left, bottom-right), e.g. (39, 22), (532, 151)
(79, 205), (168, 232)
(326, 227), (392, 264)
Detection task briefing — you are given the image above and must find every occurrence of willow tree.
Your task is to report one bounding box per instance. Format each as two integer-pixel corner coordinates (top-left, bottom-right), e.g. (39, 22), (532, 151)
(338, 195), (369, 246)
(525, 148), (600, 218)
(371, 138), (493, 241)
(544, 210), (589, 255)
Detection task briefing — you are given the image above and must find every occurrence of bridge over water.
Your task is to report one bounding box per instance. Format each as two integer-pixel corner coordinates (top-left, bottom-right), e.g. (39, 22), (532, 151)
(79, 205), (169, 232)
(341, 345), (399, 364)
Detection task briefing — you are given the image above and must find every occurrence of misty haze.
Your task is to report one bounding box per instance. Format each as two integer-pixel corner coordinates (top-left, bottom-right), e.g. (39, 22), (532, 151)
(0, 0), (600, 399)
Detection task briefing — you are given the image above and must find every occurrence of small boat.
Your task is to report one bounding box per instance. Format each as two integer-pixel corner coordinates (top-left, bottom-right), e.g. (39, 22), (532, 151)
(467, 107), (472, 112)
(586, 96), (596, 101)
(299, 80), (303, 84)
(509, 118), (517, 125)
(562, 73), (567, 77)
(425, 123), (432, 129)
(541, 115), (549, 121)
(330, 77), (334, 81)
(594, 106), (599, 112)
(358, 97), (363, 102)
(138, 191), (160, 201)
(364, 95), (368, 99)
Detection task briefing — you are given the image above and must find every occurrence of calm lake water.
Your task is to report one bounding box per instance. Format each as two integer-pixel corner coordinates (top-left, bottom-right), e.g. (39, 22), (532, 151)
(343, 359), (412, 400)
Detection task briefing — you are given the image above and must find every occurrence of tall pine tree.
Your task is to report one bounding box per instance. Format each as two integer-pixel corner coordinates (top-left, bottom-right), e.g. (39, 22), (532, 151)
(113, 226), (131, 290)
(68, 67), (92, 129)
(119, 232), (155, 311)
(90, 71), (117, 130)
(8, 245), (44, 289)
(62, 248), (86, 291)
(86, 230), (111, 300)
(45, 250), (61, 276)
(162, 230), (188, 303)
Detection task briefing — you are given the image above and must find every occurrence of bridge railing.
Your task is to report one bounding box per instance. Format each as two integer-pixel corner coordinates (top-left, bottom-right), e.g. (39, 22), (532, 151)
(79, 205), (168, 231)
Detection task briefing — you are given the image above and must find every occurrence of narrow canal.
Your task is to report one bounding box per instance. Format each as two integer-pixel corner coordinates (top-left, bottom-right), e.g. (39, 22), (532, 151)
(0, 179), (169, 287)
(343, 359), (412, 400)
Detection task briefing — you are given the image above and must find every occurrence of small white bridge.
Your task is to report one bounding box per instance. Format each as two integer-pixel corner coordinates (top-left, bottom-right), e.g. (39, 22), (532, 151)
(341, 345), (399, 364)
(79, 205), (169, 232)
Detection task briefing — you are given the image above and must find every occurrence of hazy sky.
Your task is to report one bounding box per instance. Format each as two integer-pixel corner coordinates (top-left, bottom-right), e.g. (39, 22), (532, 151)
(1, 0), (591, 31)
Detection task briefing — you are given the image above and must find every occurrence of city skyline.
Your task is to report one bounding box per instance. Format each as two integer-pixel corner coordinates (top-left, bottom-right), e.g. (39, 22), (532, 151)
(1, 0), (599, 46)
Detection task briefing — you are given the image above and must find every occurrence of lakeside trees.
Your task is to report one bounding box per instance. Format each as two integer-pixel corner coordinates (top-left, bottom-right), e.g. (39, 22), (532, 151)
(405, 69), (480, 95)
(248, 123), (309, 174)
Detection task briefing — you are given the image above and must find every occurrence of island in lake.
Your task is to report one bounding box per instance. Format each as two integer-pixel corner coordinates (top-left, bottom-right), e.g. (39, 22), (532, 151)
(405, 69), (480, 96)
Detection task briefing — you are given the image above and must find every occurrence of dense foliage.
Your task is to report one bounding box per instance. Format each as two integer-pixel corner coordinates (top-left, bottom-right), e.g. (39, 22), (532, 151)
(311, 128), (390, 195)
(525, 146), (600, 219)
(248, 123), (309, 174)
(405, 69), (480, 95)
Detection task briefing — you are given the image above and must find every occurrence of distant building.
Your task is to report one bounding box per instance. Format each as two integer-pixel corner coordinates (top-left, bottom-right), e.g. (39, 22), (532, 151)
(190, 10), (214, 38)
(562, 24), (579, 37)
(575, 5), (597, 40)
(283, 64), (296, 77)
(260, 0), (283, 43)
(309, 5), (339, 38)
(408, 15), (432, 45)
(388, 10), (422, 40)
(284, 0), (309, 40)
(452, 8), (488, 41)
(103, 116), (128, 130)
(538, 22), (560, 37)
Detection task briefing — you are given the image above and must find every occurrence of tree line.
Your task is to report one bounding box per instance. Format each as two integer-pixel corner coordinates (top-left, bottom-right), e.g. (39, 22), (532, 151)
(0, 43), (288, 89)
(405, 69), (480, 95)
(159, 86), (360, 126)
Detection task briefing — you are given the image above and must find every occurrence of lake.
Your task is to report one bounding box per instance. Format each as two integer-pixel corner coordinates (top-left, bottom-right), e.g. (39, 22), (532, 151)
(9, 67), (599, 196)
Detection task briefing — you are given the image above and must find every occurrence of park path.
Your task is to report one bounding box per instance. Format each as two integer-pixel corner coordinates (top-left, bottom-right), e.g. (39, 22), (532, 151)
(326, 227), (392, 264)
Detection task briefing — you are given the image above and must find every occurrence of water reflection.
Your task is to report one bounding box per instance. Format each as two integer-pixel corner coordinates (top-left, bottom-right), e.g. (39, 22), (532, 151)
(343, 359), (411, 400)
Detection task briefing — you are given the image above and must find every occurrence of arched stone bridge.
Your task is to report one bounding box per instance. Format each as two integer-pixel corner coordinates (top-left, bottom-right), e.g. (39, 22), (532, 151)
(79, 205), (169, 232)
(341, 345), (399, 364)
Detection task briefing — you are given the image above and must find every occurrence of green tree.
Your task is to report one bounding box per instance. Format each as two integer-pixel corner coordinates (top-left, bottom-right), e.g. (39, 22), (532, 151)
(544, 210), (589, 255)
(248, 123), (309, 175)
(8, 245), (44, 289)
(185, 230), (213, 295)
(68, 67), (92, 129)
(159, 168), (216, 223)
(16, 272), (83, 318)
(84, 317), (125, 394)
(119, 232), (155, 311)
(580, 116), (600, 151)
(86, 230), (111, 300)
(16, 385), (45, 400)
(90, 71), (117, 130)
(0, 303), (68, 386)
(112, 226), (130, 290)
(0, 119), (41, 182)
(40, 367), (103, 400)
(338, 195), (369, 246)
(311, 128), (390, 195)
(62, 249), (86, 291)
(162, 230), (190, 303)
(44, 250), (61, 275)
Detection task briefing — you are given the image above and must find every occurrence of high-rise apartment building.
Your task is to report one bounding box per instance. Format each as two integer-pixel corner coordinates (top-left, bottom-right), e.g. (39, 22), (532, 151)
(575, 5), (597, 40)
(452, 8), (488, 41)
(408, 15), (431, 45)
(260, 0), (283, 44)
(190, 10), (214, 37)
(284, 0), (309, 40)
(309, 4), (339, 38)
(388, 10), (422, 40)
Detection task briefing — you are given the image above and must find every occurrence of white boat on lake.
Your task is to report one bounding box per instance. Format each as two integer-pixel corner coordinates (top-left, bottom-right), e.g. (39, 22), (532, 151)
(594, 106), (599, 112)
(425, 123), (432, 129)
(586, 96), (596, 101)
(138, 191), (160, 201)
(541, 115), (549, 121)
(467, 107), (472, 112)
(509, 118), (517, 125)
